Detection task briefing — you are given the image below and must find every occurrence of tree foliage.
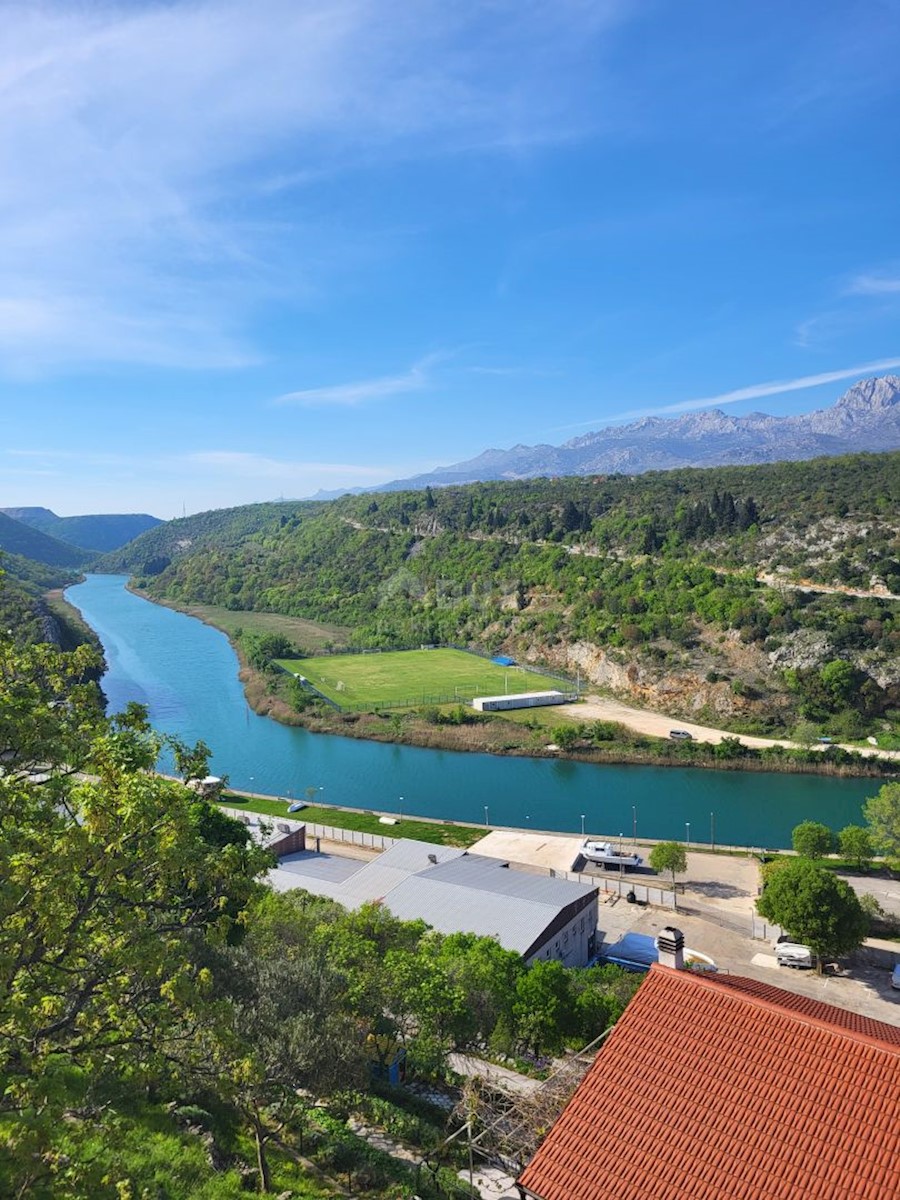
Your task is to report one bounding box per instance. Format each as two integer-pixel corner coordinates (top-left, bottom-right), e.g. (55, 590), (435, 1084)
(648, 842), (688, 897)
(791, 820), (835, 859)
(838, 825), (875, 871)
(863, 782), (900, 860)
(756, 859), (868, 968)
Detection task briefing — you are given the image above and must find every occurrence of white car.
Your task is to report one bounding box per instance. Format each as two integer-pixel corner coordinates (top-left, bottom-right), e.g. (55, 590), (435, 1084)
(669, 729), (693, 741)
(776, 943), (813, 969)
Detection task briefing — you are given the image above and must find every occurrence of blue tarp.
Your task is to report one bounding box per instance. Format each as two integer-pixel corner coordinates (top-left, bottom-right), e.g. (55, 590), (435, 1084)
(600, 932), (657, 971)
(491, 655), (516, 666)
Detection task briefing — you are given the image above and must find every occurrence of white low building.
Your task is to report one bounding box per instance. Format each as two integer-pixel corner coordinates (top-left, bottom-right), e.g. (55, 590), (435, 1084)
(472, 690), (568, 712)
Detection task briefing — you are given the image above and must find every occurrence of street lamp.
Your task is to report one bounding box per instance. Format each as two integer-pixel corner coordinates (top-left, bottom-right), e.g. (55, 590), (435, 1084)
(484, 805), (489, 827)
(685, 821), (690, 846)
(710, 810), (716, 851)
(632, 805), (637, 844)
(580, 814), (585, 836)
(399, 796), (403, 820)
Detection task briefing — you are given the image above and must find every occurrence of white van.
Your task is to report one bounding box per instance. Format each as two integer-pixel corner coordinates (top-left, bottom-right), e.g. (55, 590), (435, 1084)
(776, 943), (813, 969)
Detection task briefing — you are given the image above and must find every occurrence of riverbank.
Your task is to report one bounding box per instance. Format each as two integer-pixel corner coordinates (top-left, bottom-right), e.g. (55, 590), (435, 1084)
(120, 585), (897, 781)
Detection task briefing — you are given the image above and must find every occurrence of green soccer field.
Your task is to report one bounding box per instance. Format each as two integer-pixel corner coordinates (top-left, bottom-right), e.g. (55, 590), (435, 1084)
(275, 647), (570, 708)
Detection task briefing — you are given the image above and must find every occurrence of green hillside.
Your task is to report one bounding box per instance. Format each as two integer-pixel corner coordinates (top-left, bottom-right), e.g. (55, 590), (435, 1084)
(99, 499), (316, 575)
(0, 552), (86, 648)
(1, 506), (161, 552)
(0, 511), (89, 568)
(108, 453), (900, 737)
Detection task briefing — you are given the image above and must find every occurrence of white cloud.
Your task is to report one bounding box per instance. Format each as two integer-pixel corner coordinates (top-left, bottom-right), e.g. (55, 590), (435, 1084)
(558, 356), (900, 430)
(0, 0), (631, 375)
(274, 358), (434, 407)
(846, 274), (900, 296)
(182, 450), (392, 479)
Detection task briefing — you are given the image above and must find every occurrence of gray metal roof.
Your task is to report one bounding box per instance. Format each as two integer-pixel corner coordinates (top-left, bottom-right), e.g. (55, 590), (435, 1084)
(425, 854), (594, 906)
(384, 875), (564, 954)
(370, 839), (466, 872)
(276, 851), (363, 884)
(264, 838), (595, 956)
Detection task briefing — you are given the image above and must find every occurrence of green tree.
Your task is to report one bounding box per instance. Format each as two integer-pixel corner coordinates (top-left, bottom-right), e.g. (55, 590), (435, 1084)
(0, 636), (271, 1189)
(211, 944), (367, 1193)
(648, 841), (688, 906)
(756, 859), (868, 972)
(550, 723), (580, 750)
(169, 734), (213, 784)
(791, 820), (834, 860)
(513, 960), (576, 1056)
(838, 825), (875, 871)
(864, 782), (900, 861)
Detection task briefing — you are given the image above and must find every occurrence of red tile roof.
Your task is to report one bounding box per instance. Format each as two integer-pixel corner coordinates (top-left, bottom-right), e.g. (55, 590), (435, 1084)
(517, 964), (900, 1200)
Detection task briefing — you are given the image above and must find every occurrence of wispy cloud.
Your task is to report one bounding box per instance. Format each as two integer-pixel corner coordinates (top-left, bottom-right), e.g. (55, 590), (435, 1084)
(557, 357), (900, 430)
(846, 273), (900, 296)
(467, 364), (559, 378)
(182, 451), (392, 480)
(0, 1), (631, 376)
(274, 354), (439, 407)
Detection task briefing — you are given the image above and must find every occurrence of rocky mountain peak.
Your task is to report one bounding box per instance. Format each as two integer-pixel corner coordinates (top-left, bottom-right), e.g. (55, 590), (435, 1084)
(834, 374), (900, 411)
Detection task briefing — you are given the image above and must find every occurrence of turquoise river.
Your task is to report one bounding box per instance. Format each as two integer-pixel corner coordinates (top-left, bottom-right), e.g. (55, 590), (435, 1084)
(66, 574), (882, 849)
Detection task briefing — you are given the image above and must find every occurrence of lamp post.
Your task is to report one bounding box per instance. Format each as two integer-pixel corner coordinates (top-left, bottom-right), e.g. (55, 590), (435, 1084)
(685, 821), (690, 846)
(484, 805), (489, 827)
(632, 805), (637, 845)
(710, 810), (716, 851)
(399, 796), (403, 821)
(580, 814), (585, 837)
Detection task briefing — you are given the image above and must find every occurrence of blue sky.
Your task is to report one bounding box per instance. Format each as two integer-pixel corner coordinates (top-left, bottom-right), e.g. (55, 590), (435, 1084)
(2, 0), (899, 519)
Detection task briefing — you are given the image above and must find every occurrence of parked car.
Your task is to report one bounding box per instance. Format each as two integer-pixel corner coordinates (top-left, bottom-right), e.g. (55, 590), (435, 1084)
(669, 729), (693, 741)
(891, 964), (900, 990)
(776, 943), (813, 969)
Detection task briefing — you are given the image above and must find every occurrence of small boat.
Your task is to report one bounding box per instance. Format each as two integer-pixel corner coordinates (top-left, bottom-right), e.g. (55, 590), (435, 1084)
(581, 839), (643, 869)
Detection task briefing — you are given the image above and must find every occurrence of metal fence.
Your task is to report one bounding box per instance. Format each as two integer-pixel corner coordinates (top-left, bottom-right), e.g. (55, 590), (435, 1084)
(278, 642), (579, 712)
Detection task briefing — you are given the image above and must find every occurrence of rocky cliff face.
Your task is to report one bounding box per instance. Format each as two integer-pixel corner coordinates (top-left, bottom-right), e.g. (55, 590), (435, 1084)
(381, 375), (900, 489)
(521, 636), (794, 724)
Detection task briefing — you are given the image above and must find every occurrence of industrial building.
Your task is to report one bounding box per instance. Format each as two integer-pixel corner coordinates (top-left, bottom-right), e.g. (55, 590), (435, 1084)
(269, 837), (599, 965)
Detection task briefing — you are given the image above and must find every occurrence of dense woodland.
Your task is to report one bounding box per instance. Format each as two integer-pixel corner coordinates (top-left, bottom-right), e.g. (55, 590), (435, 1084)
(0, 631), (639, 1197)
(103, 453), (900, 738)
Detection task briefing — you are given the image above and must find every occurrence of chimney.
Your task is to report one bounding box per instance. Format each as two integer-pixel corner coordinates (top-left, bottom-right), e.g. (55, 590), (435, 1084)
(656, 926), (685, 970)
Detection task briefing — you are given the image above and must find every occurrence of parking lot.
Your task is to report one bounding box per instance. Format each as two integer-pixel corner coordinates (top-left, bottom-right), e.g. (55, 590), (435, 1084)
(472, 829), (900, 1027)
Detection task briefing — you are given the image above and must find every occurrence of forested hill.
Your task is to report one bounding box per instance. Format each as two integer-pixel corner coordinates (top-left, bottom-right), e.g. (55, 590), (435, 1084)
(0, 506), (161, 552)
(103, 452), (899, 736)
(0, 510), (90, 568)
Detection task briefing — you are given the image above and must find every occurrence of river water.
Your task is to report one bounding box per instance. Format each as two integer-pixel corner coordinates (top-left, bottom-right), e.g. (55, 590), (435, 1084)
(65, 574), (878, 849)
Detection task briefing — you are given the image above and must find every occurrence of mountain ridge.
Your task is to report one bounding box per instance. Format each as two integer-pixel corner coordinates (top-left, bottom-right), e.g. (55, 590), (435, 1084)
(0, 507), (162, 552)
(369, 374), (900, 494)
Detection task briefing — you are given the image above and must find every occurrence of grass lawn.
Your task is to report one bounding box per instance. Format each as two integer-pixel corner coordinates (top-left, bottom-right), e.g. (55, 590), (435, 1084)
(276, 647), (569, 708)
(219, 792), (485, 847)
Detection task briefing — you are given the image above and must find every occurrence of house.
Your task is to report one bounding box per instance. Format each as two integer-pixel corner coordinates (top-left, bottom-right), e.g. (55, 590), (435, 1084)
(269, 837), (599, 966)
(517, 942), (900, 1200)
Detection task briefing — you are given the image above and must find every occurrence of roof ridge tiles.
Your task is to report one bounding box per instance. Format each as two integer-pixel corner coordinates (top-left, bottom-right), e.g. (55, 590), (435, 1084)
(654, 964), (900, 1052)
